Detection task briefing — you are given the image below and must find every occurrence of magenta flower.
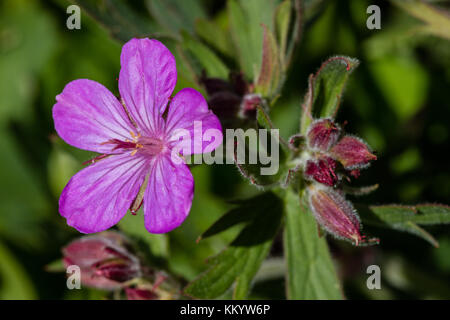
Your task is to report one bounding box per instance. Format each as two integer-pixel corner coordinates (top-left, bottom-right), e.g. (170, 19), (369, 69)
(53, 38), (222, 234)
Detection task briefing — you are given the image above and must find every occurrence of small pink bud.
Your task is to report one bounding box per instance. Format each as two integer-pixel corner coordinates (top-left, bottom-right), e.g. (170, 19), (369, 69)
(304, 157), (338, 186)
(307, 184), (362, 245)
(330, 135), (377, 169)
(125, 288), (158, 300)
(307, 118), (341, 151)
(62, 231), (141, 290)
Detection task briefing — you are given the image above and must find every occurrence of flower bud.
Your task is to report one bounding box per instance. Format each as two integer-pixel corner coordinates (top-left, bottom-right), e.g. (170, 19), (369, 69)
(125, 287), (158, 300)
(330, 135), (377, 169)
(304, 157), (338, 186)
(62, 231), (141, 290)
(239, 93), (262, 119)
(307, 184), (362, 245)
(306, 118), (341, 151)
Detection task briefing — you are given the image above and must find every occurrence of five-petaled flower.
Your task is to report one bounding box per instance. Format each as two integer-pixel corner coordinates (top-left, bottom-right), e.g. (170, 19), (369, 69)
(53, 38), (222, 234)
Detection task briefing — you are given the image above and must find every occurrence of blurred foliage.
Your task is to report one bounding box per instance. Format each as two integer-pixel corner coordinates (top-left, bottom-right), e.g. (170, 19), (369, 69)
(0, 0), (449, 300)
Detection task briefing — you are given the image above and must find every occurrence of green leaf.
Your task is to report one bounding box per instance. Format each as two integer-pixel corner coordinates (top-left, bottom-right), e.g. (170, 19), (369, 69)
(146, 0), (207, 36)
(284, 189), (343, 299)
(391, 0), (450, 40)
(232, 126), (288, 187)
(228, 0), (277, 79)
(118, 212), (169, 259)
(195, 18), (234, 57)
(358, 204), (450, 247)
(73, 0), (166, 42)
(0, 240), (36, 299)
(184, 192), (283, 299)
(300, 56), (359, 134)
(181, 32), (229, 79)
(199, 193), (276, 240)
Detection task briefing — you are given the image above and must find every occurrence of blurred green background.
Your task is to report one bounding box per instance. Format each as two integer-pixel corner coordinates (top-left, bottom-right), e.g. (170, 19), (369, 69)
(0, 0), (449, 299)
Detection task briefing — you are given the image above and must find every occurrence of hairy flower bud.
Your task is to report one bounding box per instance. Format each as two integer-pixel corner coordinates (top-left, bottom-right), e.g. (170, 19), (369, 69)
(304, 157), (338, 186)
(307, 184), (362, 245)
(62, 231), (141, 290)
(330, 135), (377, 169)
(307, 118), (341, 151)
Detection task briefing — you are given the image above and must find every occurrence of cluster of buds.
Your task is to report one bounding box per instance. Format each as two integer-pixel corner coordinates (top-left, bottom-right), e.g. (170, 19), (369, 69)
(296, 118), (378, 245)
(62, 231), (177, 299)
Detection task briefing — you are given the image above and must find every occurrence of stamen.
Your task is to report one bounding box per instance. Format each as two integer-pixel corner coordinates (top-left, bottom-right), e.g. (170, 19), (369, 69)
(83, 154), (110, 165)
(130, 131), (141, 140)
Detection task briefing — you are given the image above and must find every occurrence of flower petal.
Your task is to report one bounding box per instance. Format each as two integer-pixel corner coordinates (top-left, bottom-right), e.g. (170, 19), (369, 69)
(53, 79), (135, 153)
(59, 153), (148, 233)
(119, 38), (177, 136)
(143, 155), (194, 233)
(166, 88), (223, 155)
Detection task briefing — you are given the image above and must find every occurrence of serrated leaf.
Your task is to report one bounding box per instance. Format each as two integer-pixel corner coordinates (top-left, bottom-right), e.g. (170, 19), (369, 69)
(181, 32), (229, 79)
(300, 56), (359, 133)
(184, 192), (283, 299)
(284, 189), (343, 299)
(73, 0), (166, 42)
(357, 204), (450, 247)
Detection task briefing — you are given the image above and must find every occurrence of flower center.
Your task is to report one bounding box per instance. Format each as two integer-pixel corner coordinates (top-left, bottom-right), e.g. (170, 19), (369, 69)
(137, 136), (166, 156)
(102, 131), (165, 157)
